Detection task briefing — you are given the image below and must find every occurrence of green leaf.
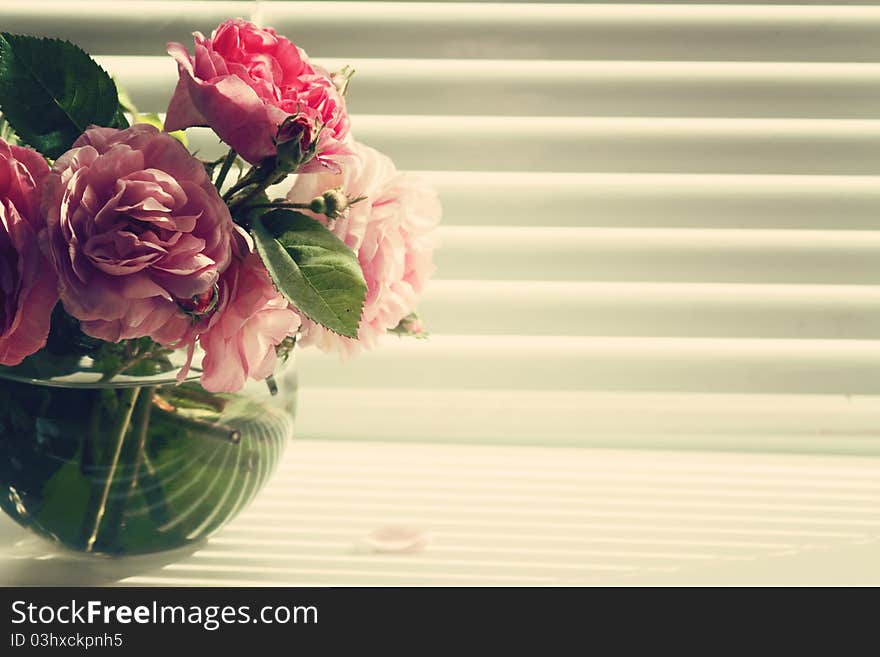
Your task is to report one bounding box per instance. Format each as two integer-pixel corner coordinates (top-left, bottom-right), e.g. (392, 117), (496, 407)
(3, 349), (82, 381)
(0, 115), (19, 144)
(252, 209), (366, 338)
(0, 33), (123, 158)
(112, 107), (129, 129)
(389, 312), (428, 339)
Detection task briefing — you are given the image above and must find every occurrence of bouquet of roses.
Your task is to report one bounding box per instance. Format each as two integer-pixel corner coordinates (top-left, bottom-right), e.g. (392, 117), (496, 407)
(0, 18), (440, 393)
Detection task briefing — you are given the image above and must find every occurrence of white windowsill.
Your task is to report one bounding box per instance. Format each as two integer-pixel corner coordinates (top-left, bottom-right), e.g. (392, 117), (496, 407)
(2, 440), (879, 586)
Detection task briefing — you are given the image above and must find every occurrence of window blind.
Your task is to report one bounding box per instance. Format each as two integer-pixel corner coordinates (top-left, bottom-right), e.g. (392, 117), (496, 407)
(5, 0), (880, 588)
(6, 1), (880, 455)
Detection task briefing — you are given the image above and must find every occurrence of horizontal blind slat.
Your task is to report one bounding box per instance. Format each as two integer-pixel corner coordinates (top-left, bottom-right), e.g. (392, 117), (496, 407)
(435, 226), (880, 283)
(334, 59), (880, 118)
(294, 388), (880, 451)
(96, 55), (880, 119)
(422, 280), (880, 338)
(419, 171), (880, 229)
(11, 3), (880, 61)
(346, 115), (880, 174)
(0, 2), (254, 56)
(296, 335), (880, 395)
(259, 3), (880, 62)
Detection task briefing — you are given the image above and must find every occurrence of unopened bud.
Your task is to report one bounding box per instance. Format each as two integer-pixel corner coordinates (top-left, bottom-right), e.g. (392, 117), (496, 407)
(322, 189), (349, 218)
(309, 195), (327, 214)
(274, 114), (315, 173)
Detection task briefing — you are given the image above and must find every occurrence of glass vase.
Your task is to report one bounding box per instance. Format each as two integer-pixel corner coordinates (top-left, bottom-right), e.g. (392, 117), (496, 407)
(0, 353), (296, 556)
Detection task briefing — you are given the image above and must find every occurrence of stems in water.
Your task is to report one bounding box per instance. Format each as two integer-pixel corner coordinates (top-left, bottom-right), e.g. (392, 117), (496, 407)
(125, 386), (156, 502)
(85, 386), (141, 552)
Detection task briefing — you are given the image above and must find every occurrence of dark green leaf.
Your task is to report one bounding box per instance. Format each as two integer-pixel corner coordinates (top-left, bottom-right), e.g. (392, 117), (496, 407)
(1, 304), (89, 379)
(252, 209), (366, 338)
(0, 33), (122, 158)
(2, 349), (82, 380)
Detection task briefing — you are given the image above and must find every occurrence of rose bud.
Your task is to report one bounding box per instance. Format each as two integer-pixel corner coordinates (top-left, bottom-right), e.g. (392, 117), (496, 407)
(166, 18), (351, 172)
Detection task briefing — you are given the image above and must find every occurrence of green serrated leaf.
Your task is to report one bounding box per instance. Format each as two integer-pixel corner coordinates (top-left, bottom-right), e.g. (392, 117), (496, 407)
(251, 209), (366, 338)
(0, 33), (122, 158)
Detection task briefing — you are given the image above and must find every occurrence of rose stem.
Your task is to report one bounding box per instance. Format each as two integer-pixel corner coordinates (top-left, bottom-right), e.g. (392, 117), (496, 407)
(232, 174), (280, 210)
(85, 386), (141, 553)
(100, 388), (155, 549)
(222, 167), (261, 202)
(80, 391), (103, 475)
(213, 148), (237, 192)
(125, 386), (155, 500)
(238, 202), (310, 211)
(151, 403), (241, 444)
(154, 386), (230, 412)
(100, 350), (151, 382)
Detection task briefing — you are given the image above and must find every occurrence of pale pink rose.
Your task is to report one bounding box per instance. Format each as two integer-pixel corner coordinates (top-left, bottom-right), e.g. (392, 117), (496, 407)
(199, 250), (300, 393)
(165, 18), (351, 169)
(41, 124), (234, 346)
(0, 140), (57, 366)
(287, 142), (440, 357)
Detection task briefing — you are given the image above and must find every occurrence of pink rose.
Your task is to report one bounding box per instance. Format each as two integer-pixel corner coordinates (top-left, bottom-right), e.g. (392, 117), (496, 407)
(41, 124), (234, 346)
(165, 18), (351, 169)
(199, 250), (300, 393)
(287, 142), (440, 357)
(0, 140), (57, 366)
